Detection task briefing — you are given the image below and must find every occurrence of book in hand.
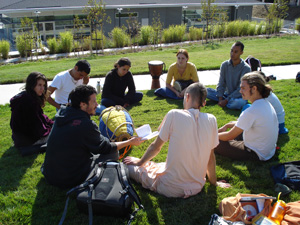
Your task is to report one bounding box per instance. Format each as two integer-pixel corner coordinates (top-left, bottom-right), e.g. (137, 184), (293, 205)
(135, 124), (159, 141)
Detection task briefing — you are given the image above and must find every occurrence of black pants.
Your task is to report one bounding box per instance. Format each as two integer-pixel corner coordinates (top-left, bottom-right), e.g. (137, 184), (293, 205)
(214, 134), (260, 161)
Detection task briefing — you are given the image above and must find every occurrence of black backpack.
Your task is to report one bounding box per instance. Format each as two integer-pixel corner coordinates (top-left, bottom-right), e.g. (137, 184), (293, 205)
(296, 71), (300, 82)
(245, 56), (262, 72)
(270, 161), (300, 191)
(59, 161), (144, 225)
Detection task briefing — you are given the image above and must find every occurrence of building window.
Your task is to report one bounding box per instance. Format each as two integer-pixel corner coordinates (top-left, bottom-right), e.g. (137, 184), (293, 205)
(116, 12), (138, 18)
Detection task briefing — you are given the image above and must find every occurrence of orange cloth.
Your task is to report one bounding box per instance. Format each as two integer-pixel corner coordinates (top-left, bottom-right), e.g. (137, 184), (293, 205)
(282, 201), (300, 225)
(219, 193), (273, 224)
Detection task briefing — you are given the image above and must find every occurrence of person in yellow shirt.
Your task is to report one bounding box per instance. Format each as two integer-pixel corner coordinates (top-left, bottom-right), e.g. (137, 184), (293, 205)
(154, 49), (199, 99)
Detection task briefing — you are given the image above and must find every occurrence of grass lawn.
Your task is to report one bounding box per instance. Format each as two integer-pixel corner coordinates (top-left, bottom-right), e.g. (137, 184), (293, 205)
(0, 35), (300, 84)
(0, 78), (300, 224)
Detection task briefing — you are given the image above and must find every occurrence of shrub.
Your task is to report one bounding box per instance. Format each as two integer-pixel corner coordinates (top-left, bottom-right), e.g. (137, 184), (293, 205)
(189, 27), (203, 41)
(91, 30), (106, 50)
(110, 27), (129, 48)
(273, 19), (283, 33)
(212, 24), (226, 39)
(162, 24), (186, 43)
(82, 36), (91, 51)
(248, 22), (257, 36)
(256, 21), (266, 35)
(16, 34), (34, 57)
(58, 31), (73, 53)
(139, 26), (154, 45)
(296, 18), (300, 31)
(225, 21), (238, 37)
(239, 20), (250, 36)
(47, 37), (57, 54)
(0, 40), (10, 59)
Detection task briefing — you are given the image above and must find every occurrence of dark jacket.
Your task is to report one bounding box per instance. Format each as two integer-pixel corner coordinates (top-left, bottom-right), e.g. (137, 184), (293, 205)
(101, 69), (136, 105)
(43, 106), (117, 188)
(10, 91), (53, 147)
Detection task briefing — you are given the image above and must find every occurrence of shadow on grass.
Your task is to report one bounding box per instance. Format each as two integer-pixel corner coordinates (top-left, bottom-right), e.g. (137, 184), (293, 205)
(31, 178), (128, 225)
(215, 133), (290, 197)
(205, 99), (242, 117)
(0, 146), (38, 193)
(125, 180), (219, 225)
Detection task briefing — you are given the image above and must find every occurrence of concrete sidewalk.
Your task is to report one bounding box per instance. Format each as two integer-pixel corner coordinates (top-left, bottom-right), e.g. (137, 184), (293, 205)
(0, 64), (299, 105)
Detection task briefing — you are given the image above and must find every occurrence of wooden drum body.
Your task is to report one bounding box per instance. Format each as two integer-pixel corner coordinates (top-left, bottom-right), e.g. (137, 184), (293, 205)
(148, 60), (165, 89)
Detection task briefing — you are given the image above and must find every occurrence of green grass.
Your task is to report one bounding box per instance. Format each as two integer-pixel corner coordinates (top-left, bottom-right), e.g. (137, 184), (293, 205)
(1, 79), (300, 224)
(0, 35), (300, 84)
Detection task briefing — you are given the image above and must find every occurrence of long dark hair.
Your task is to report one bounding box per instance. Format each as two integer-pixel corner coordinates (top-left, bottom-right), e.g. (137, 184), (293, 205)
(24, 72), (48, 107)
(114, 57), (131, 68)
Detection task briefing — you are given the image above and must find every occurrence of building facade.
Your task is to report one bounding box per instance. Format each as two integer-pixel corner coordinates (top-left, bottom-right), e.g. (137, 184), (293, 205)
(0, 0), (265, 49)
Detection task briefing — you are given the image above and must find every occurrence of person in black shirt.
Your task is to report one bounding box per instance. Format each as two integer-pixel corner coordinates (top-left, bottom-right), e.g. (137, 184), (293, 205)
(42, 85), (143, 188)
(101, 57), (143, 108)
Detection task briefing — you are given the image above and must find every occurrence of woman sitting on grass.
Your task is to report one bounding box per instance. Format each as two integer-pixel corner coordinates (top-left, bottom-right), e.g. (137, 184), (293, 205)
(154, 49), (199, 99)
(100, 57), (143, 109)
(10, 72), (53, 156)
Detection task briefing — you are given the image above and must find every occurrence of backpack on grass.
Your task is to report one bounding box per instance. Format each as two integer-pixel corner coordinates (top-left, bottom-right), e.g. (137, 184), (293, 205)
(270, 161), (300, 191)
(296, 72), (300, 82)
(245, 56), (262, 72)
(59, 161), (144, 225)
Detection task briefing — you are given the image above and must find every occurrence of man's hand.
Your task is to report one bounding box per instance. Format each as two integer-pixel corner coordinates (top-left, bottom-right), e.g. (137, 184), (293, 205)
(218, 125), (227, 133)
(218, 99), (228, 107)
(216, 180), (231, 188)
(123, 103), (130, 108)
(128, 136), (144, 146)
(123, 156), (141, 166)
(83, 75), (90, 84)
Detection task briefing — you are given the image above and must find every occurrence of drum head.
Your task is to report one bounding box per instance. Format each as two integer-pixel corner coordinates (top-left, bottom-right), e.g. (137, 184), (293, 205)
(148, 60), (163, 66)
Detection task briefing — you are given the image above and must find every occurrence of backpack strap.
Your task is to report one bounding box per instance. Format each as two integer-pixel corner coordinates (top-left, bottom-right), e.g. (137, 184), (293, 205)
(58, 165), (104, 225)
(117, 163), (144, 225)
(87, 184), (94, 225)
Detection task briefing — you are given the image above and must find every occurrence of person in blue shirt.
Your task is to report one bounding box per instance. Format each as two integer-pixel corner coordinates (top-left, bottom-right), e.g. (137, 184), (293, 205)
(207, 41), (251, 109)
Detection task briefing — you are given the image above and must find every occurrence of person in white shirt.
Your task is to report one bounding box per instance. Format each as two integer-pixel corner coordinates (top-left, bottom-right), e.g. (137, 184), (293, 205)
(47, 60), (90, 109)
(242, 71), (288, 134)
(215, 72), (278, 161)
(124, 83), (230, 198)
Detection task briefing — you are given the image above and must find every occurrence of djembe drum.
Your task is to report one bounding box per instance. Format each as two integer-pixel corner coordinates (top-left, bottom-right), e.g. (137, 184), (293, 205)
(148, 60), (165, 89)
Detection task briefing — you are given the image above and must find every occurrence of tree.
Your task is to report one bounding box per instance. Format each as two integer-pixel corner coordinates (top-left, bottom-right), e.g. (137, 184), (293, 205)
(73, 15), (85, 55)
(83, 0), (111, 54)
(126, 12), (140, 51)
(17, 17), (35, 59)
(200, 0), (219, 43)
(267, 0), (289, 34)
(151, 11), (163, 47)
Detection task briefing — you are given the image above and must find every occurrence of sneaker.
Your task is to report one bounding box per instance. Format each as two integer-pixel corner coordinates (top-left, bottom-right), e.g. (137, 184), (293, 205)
(274, 183), (292, 196)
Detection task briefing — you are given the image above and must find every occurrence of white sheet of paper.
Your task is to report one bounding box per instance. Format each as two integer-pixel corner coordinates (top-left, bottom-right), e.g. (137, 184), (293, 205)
(135, 124), (159, 140)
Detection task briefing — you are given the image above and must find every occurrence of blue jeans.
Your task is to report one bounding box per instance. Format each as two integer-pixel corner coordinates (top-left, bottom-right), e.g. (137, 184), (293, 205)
(207, 88), (247, 110)
(154, 87), (182, 100)
(95, 104), (107, 116)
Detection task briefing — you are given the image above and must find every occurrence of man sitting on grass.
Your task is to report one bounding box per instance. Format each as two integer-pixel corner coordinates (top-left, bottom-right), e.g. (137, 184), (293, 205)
(42, 85), (143, 188)
(215, 72), (278, 161)
(124, 83), (230, 198)
(206, 41), (251, 109)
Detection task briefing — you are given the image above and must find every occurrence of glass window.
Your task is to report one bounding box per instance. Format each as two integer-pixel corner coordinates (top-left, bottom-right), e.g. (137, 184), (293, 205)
(116, 12), (138, 18)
